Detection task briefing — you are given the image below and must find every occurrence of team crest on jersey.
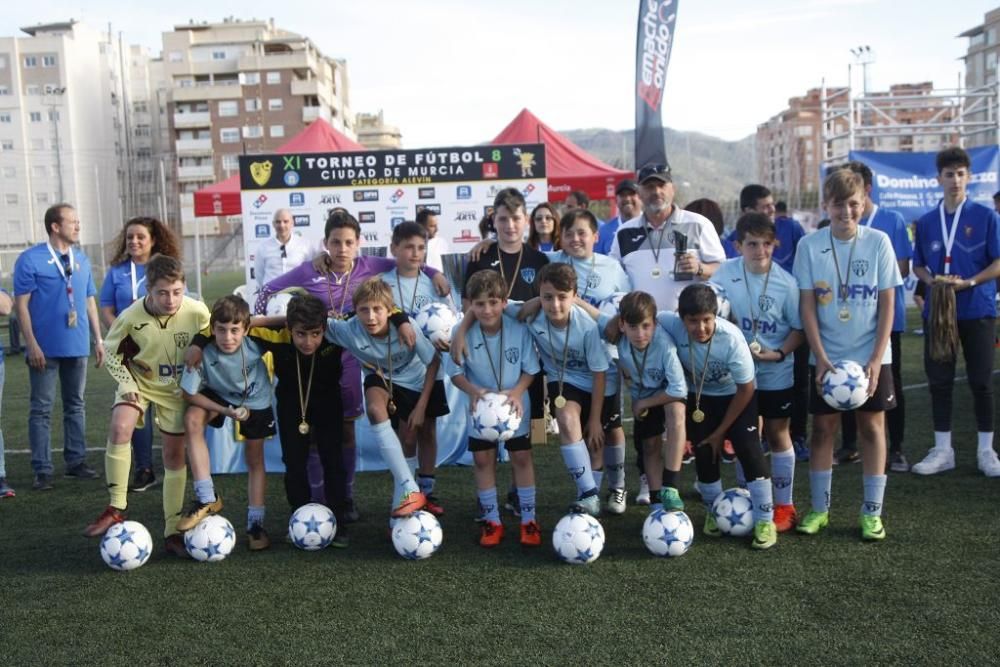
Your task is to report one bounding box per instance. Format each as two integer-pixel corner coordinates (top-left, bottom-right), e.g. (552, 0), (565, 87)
(414, 295), (431, 311)
(965, 225), (974, 238)
(586, 273), (601, 289)
(707, 360), (730, 383)
(520, 268), (536, 284)
(174, 333), (190, 348)
(649, 368), (665, 383)
(851, 260), (869, 277)
(505, 348), (520, 364)
(758, 295), (776, 312)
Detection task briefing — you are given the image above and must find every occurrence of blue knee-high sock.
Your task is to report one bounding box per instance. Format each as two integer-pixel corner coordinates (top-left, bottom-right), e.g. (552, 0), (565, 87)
(696, 479), (723, 508)
(194, 478), (216, 504)
(247, 505), (265, 530)
(372, 421), (418, 507)
(770, 449), (795, 506)
(592, 468), (604, 491)
(734, 460), (747, 488)
(417, 474), (435, 495)
(477, 487), (500, 523)
(559, 440), (597, 497)
(746, 478), (774, 523)
(862, 474), (887, 517)
(604, 444), (626, 489)
(517, 486), (536, 523)
(809, 469), (833, 514)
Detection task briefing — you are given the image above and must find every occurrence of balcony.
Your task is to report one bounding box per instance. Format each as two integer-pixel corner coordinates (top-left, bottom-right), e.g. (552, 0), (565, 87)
(173, 111), (212, 128)
(238, 50), (316, 73)
(172, 82), (241, 103)
(175, 138), (213, 155)
(177, 164), (216, 181)
(302, 106), (331, 124)
(291, 78), (320, 97)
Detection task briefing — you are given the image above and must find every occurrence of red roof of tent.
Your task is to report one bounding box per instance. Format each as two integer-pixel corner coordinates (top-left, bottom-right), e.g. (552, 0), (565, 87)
(491, 108), (632, 203)
(193, 119), (364, 217)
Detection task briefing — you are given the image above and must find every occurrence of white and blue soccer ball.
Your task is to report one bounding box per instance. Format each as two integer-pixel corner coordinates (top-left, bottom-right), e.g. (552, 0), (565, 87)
(288, 503), (337, 551)
(391, 510), (443, 560)
(711, 487), (755, 537)
(821, 360), (870, 411)
(642, 510), (694, 557)
(265, 292), (294, 317)
(707, 283), (732, 321)
(184, 515), (237, 562)
(552, 512), (606, 565)
(413, 302), (459, 347)
(471, 392), (521, 443)
(100, 520), (153, 571)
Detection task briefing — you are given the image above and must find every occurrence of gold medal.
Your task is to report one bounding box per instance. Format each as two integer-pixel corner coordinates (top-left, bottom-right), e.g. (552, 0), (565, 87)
(554, 395), (567, 409)
(749, 340), (762, 354)
(838, 307), (851, 322)
(234, 406), (249, 421)
(639, 409), (649, 419)
(67, 310), (78, 328)
(388, 400), (397, 415)
(298, 420), (310, 435)
(651, 267), (662, 279)
(692, 408), (705, 423)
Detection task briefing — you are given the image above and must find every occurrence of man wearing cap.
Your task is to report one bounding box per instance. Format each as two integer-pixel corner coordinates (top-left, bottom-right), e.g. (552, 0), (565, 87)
(609, 163), (725, 310)
(596, 179), (641, 256)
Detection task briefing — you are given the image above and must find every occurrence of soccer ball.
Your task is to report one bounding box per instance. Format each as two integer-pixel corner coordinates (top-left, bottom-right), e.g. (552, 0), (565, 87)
(711, 487), (755, 537)
(707, 283), (732, 321)
(288, 503), (337, 551)
(552, 513), (605, 565)
(821, 360), (870, 410)
(184, 515), (237, 562)
(471, 392), (522, 442)
(391, 510), (443, 560)
(413, 302), (459, 346)
(642, 510), (694, 557)
(100, 521), (153, 571)
(266, 292), (293, 316)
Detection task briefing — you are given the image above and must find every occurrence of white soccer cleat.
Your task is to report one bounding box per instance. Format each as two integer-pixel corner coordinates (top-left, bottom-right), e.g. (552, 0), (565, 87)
(977, 449), (1000, 477)
(635, 474), (651, 505)
(606, 488), (627, 515)
(911, 447), (955, 475)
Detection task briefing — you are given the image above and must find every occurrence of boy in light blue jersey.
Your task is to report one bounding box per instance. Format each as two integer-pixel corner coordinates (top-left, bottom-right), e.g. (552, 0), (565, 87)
(793, 169), (901, 541)
(326, 277), (446, 518)
(659, 284), (777, 549)
(177, 295), (276, 550)
(446, 270), (542, 547)
(381, 222), (454, 515)
(712, 213), (804, 532)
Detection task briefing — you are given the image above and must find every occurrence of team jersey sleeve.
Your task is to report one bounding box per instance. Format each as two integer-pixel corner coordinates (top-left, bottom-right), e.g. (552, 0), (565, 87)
(503, 301), (525, 319)
(99, 272), (116, 308)
(661, 339), (688, 398)
(247, 325), (292, 353)
(583, 325), (610, 373)
(102, 310), (140, 395)
(792, 240), (813, 291)
(519, 326), (541, 375)
(442, 352), (464, 379)
(912, 219), (928, 269)
(782, 273), (803, 330)
(179, 365), (204, 396)
(876, 233), (903, 290)
(987, 211), (1000, 262)
(413, 326), (438, 367)
(729, 334), (756, 385)
(324, 318), (352, 348)
(12, 253), (37, 296)
(85, 264), (97, 298)
(256, 262), (308, 314)
(698, 221), (726, 263)
(608, 229), (623, 261)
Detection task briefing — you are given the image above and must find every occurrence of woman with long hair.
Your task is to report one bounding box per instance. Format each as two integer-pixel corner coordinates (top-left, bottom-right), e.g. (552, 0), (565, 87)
(528, 202), (560, 252)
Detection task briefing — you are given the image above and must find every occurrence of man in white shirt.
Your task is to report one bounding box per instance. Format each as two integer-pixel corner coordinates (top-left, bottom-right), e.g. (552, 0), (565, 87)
(418, 209), (450, 271)
(253, 209), (315, 290)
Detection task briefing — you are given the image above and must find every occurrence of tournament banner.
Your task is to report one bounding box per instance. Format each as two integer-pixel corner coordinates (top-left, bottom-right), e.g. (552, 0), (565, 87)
(634, 0), (678, 169)
(239, 144), (547, 294)
(849, 146), (1000, 221)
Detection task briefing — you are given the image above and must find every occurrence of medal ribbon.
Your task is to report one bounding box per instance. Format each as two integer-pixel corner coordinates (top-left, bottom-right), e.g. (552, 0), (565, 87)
(938, 200), (964, 276)
(46, 243), (76, 316)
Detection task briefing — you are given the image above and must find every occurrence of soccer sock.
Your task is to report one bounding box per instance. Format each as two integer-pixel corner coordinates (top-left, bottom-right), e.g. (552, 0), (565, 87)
(517, 486), (537, 523)
(809, 469), (833, 514)
(247, 505), (265, 530)
(977, 432), (995, 454)
(747, 478), (774, 523)
(560, 440), (597, 497)
(478, 488), (500, 523)
(604, 444), (626, 489)
(770, 449), (795, 505)
(194, 478), (216, 504)
(650, 488), (663, 512)
(662, 469), (678, 488)
(372, 420), (419, 501)
(734, 460), (747, 488)
(933, 431), (952, 451)
(696, 479), (723, 508)
(417, 473), (435, 496)
(861, 474), (887, 517)
(162, 467), (187, 538)
(592, 468), (604, 491)
(105, 441), (132, 510)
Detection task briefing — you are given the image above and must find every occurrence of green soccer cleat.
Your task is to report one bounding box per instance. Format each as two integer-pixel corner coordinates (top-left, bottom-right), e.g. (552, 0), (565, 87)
(795, 510), (829, 535)
(703, 513), (721, 537)
(660, 487), (684, 512)
(570, 494), (601, 517)
(860, 514), (886, 541)
(751, 520), (777, 550)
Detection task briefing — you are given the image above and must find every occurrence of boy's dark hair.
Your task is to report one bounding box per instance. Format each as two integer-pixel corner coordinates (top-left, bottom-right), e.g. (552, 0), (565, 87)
(493, 187), (526, 216)
(559, 208), (599, 233)
(391, 221), (428, 246)
(619, 291), (657, 325)
(936, 146), (970, 173)
(536, 262), (577, 293)
(211, 295), (251, 329)
(568, 190), (589, 208)
(286, 294), (327, 331)
(325, 209), (361, 240)
(823, 169), (864, 204)
(735, 212), (776, 243)
(44, 203), (74, 235)
(466, 270), (506, 301)
(842, 160), (874, 188)
(739, 184), (772, 211)
(775, 200), (788, 214)
(678, 284), (718, 318)
(415, 209), (437, 226)
(145, 253), (185, 287)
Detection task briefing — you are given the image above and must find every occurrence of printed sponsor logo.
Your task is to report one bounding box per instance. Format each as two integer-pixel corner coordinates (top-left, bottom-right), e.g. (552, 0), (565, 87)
(390, 188), (405, 203)
(418, 187), (436, 199)
(255, 224), (270, 238)
(283, 171), (300, 186)
(454, 210), (477, 222)
(354, 190), (379, 202)
(251, 194), (268, 209)
(416, 203), (441, 215)
(362, 231), (379, 242)
(390, 217), (406, 229)
(289, 192), (305, 207)
(456, 185), (472, 200)
(482, 163), (499, 179)
(359, 211), (377, 224)
(320, 194), (342, 205)
(293, 215), (310, 227)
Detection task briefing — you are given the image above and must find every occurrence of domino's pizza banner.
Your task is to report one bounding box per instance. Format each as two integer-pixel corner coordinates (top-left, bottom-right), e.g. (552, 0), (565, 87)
(239, 144), (547, 293)
(848, 147), (1000, 222)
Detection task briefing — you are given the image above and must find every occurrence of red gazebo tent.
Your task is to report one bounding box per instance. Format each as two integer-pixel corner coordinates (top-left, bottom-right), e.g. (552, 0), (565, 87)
(193, 119), (364, 217)
(491, 108), (632, 203)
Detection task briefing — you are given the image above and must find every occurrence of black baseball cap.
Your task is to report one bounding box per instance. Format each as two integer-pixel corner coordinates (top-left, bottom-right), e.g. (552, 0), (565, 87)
(637, 163), (672, 184)
(615, 179), (638, 195)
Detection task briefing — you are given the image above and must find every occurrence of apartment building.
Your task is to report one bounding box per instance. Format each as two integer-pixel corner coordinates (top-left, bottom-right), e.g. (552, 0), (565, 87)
(959, 7), (1000, 146)
(356, 110), (402, 149)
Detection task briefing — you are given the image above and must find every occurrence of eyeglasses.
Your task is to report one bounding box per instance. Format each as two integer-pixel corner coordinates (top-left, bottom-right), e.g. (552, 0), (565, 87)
(637, 163), (672, 183)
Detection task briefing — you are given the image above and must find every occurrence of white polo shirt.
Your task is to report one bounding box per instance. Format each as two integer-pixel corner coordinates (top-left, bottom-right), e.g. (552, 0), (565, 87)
(254, 234), (316, 288)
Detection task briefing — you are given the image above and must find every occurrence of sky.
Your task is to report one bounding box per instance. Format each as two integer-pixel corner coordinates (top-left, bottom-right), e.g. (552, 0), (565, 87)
(1, 0), (994, 148)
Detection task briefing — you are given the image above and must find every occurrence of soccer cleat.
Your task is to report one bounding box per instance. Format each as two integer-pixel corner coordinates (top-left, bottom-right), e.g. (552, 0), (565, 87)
(32, 474), (54, 491)
(247, 523), (271, 551)
(834, 447), (860, 466)
(479, 520), (504, 548)
(682, 441), (695, 465)
(792, 436), (810, 462)
(175, 494), (224, 531)
(722, 440), (736, 463)
(0, 477), (14, 499)
(545, 413), (560, 435)
(423, 494), (445, 517)
(342, 498), (360, 524)
(911, 447), (955, 475)
(703, 513), (721, 537)
(977, 449), (1000, 477)
(660, 487), (684, 511)
(83, 505), (126, 537)
(860, 514), (886, 541)
(571, 494), (601, 517)
(390, 490), (426, 518)
(751, 520), (778, 550)
(889, 450), (910, 473)
(504, 489), (521, 517)
(606, 488), (627, 515)
(163, 533), (191, 559)
(64, 462), (99, 480)
(796, 510), (830, 535)
(129, 467), (158, 492)
(635, 474), (651, 505)
(773, 504), (798, 533)
(520, 520), (542, 547)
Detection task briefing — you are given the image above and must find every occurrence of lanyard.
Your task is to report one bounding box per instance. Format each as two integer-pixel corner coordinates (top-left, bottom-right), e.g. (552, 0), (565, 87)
(938, 200), (964, 275)
(861, 204), (878, 227)
(46, 243), (75, 306)
(129, 261), (139, 301)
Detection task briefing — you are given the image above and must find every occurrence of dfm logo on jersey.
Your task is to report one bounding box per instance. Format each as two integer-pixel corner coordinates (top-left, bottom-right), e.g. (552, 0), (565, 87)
(741, 317), (778, 335)
(814, 280), (834, 306)
(390, 189), (405, 203)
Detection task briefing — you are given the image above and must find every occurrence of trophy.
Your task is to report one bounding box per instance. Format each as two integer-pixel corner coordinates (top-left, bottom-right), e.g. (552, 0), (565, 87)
(673, 231), (694, 281)
(441, 252), (470, 299)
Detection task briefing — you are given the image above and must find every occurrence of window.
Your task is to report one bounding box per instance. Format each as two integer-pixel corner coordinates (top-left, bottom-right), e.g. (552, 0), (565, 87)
(134, 125), (150, 137)
(266, 71), (280, 84)
(8, 220), (22, 238)
(218, 100), (238, 117)
(212, 51), (226, 60)
(2, 166), (15, 178)
(220, 127), (240, 143)
(270, 125), (284, 138)
(0, 112), (10, 123)
(222, 154), (240, 171)
(0, 56), (7, 68)
(243, 125), (263, 139)
(136, 148), (151, 159)
(0, 86), (8, 95)
(133, 101), (148, 114)
(177, 78), (194, 88)
(245, 98), (261, 112)
(1, 140), (13, 150)
(50, 139), (59, 150)
(25, 85), (40, 96)
(48, 110), (60, 122)
(168, 51), (183, 62)
(23, 55), (37, 68)
(268, 98), (283, 111)
(5, 194), (17, 205)
(32, 165), (46, 178)
(36, 192), (49, 204)
(29, 111), (42, 123)
(42, 55), (57, 67)
(240, 72), (260, 85)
